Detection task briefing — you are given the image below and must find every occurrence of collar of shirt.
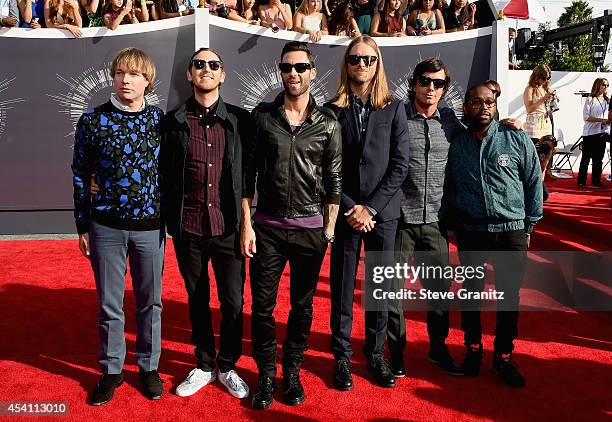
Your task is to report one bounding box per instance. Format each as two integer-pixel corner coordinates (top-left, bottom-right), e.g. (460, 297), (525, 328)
(351, 92), (372, 109)
(190, 98), (219, 119)
(406, 100), (441, 121)
(110, 93), (145, 112)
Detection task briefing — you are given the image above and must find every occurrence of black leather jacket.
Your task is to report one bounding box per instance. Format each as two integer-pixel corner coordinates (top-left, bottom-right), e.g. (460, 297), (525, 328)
(243, 93), (342, 218)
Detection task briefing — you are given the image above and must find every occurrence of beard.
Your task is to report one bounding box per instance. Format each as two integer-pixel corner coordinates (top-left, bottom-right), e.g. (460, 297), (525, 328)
(193, 80), (221, 94)
(283, 78), (310, 98)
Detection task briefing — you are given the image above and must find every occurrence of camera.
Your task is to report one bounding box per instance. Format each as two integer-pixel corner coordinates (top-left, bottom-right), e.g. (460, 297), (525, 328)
(216, 4), (230, 18)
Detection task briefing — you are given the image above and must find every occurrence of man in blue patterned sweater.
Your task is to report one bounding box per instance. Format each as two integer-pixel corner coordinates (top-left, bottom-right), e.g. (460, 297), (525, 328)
(72, 48), (165, 406)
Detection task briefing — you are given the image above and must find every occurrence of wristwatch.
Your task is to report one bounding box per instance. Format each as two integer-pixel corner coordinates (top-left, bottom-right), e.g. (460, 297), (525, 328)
(323, 232), (335, 243)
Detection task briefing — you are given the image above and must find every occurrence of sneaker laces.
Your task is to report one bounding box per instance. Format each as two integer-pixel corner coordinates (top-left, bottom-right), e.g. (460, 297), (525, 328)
(184, 368), (205, 385)
(224, 370), (241, 390)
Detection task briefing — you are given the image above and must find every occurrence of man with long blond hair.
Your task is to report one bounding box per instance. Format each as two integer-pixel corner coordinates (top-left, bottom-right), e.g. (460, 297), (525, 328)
(72, 48), (165, 405)
(326, 35), (410, 391)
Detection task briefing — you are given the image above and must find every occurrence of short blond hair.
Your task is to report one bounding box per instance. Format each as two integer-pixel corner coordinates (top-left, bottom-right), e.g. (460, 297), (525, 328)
(111, 48), (157, 94)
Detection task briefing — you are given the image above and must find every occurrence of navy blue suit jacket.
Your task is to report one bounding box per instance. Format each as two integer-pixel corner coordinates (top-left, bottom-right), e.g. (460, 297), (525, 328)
(326, 99), (410, 222)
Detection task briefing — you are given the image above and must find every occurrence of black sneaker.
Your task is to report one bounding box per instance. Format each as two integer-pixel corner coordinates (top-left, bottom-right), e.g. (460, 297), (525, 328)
(333, 359), (354, 391)
(389, 354), (406, 378)
(492, 353), (526, 388)
(252, 375), (275, 410)
(427, 345), (464, 376)
(89, 373), (124, 406)
(461, 343), (483, 376)
(139, 370), (164, 400)
(366, 358), (396, 388)
(282, 373), (305, 406)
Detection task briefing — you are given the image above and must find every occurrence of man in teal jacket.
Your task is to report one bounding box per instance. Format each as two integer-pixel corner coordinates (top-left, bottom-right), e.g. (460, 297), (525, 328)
(447, 83), (543, 388)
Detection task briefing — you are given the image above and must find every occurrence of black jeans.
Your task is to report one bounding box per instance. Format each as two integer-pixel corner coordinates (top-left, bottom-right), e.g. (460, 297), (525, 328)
(330, 218), (397, 362)
(457, 230), (528, 354)
(388, 221), (451, 357)
(250, 224), (328, 377)
(578, 133), (607, 185)
(173, 231), (245, 372)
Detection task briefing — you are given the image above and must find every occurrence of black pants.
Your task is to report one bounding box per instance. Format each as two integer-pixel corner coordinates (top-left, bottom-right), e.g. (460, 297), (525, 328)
(388, 221), (451, 357)
(250, 224), (327, 377)
(457, 230), (528, 354)
(330, 218), (397, 362)
(578, 133), (607, 185)
(173, 231), (245, 373)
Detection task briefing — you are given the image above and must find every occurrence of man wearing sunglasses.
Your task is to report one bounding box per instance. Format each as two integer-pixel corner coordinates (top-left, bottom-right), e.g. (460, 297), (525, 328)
(241, 41), (342, 409)
(159, 48), (253, 400)
(446, 84), (542, 388)
(326, 35), (410, 391)
(387, 58), (466, 379)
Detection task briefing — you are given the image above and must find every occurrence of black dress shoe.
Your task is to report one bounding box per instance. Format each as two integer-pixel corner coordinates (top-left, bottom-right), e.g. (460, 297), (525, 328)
(282, 373), (306, 406)
(89, 373), (124, 406)
(367, 358), (396, 388)
(492, 352), (526, 388)
(461, 344), (483, 376)
(252, 375), (275, 410)
(427, 345), (464, 376)
(333, 360), (354, 391)
(139, 370), (164, 400)
(390, 355), (406, 378)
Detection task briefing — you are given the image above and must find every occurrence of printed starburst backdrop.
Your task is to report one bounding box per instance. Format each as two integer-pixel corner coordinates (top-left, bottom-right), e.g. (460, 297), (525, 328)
(0, 77), (26, 139)
(234, 58), (333, 111)
(47, 63), (163, 138)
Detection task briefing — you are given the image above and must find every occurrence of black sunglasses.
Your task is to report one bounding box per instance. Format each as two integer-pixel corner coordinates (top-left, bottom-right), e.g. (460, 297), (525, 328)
(346, 55), (378, 67)
(418, 75), (447, 89)
(192, 59), (223, 71)
(278, 62), (313, 74)
(466, 98), (496, 109)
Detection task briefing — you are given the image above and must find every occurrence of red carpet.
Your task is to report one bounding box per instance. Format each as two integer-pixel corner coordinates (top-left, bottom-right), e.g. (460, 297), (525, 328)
(1, 180), (611, 421)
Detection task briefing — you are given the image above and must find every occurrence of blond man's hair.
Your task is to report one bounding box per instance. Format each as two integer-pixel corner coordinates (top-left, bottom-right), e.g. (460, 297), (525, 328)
(330, 35), (392, 110)
(111, 48), (157, 94)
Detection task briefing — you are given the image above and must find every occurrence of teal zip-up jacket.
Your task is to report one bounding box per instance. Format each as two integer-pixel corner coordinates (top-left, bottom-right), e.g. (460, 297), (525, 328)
(447, 120), (543, 233)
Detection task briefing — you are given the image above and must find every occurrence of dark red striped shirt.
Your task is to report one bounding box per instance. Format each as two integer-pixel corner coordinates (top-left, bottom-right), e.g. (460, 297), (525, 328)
(182, 100), (226, 237)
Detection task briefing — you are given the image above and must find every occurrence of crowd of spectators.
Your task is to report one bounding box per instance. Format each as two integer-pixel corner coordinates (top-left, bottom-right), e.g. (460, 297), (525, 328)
(0, 0), (484, 39)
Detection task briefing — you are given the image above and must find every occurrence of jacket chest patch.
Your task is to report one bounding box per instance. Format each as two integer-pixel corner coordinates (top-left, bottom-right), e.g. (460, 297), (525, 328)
(498, 154), (511, 167)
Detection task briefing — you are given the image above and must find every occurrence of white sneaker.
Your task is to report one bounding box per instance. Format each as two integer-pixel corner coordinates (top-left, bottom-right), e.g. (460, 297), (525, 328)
(218, 369), (250, 399)
(175, 368), (217, 397)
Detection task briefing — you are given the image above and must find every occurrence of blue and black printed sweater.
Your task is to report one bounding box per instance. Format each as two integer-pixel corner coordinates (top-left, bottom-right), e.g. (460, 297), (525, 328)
(72, 101), (163, 234)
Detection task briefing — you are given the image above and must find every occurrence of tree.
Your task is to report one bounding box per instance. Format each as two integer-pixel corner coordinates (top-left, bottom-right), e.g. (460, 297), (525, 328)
(520, 0), (609, 72)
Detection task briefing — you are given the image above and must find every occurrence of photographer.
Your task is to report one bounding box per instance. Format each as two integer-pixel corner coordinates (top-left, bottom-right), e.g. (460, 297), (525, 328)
(523, 64), (554, 144)
(578, 78), (610, 188)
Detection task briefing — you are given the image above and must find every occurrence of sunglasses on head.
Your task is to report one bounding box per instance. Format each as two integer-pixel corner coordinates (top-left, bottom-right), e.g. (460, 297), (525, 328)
(417, 75), (447, 89)
(346, 55), (378, 67)
(192, 59), (223, 71)
(278, 62), (313, 74)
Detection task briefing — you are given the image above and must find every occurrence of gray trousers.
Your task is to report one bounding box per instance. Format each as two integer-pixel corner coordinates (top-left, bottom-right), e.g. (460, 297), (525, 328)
(89, 221), (164, 374)
(388, 221), (450, 357)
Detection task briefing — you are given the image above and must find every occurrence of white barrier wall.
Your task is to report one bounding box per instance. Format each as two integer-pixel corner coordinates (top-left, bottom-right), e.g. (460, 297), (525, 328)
(508, 70), (612, 173)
